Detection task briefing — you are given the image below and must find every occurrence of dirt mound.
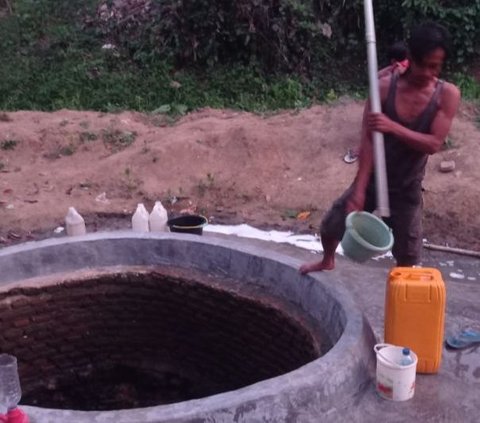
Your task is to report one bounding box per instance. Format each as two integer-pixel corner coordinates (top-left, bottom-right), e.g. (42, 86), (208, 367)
(0, 100), (479, 251)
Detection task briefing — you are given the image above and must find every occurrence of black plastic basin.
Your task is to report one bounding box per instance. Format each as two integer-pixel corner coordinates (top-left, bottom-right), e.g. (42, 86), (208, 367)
(167, 215), (208, 235)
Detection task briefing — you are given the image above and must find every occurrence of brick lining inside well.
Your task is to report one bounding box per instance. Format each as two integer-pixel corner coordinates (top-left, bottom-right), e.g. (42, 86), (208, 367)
(0, 267), (321, 411)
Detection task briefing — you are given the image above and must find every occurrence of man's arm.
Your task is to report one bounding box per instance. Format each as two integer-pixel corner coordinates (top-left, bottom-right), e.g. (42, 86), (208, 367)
(378, 64), (394, 79)
(346, 73), (394, 212)
(368, 82), (461, 154)
(378, 61), (409, 79)
(346, 101), (374, 212)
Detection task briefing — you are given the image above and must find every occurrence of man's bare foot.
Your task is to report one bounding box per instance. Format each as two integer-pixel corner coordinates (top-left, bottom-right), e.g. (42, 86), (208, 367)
(299, 258), (335, 274)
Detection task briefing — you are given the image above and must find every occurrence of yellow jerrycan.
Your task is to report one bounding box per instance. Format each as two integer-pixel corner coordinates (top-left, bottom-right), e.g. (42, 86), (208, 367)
(384, 267), (446, 374)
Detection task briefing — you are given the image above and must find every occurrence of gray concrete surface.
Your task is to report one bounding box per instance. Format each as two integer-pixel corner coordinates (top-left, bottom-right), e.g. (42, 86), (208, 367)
(0, 232), (375, 423)
(223, 234), (480, 422)
(0, 232), (478, 422)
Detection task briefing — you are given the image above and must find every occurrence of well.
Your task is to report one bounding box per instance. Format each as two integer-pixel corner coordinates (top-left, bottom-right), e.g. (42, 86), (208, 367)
(0, 232), (375, 422)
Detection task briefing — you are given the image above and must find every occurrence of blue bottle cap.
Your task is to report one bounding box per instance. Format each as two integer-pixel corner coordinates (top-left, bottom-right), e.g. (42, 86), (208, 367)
(402, 347), (410, 355)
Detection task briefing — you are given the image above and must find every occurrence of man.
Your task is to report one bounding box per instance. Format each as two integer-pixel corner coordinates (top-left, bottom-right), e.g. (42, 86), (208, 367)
(300, 22), (461, 274)
(345, 40), (410, 164)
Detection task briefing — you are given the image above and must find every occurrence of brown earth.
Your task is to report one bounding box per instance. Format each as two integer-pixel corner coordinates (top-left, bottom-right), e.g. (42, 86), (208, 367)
(0, 99), (479, 251)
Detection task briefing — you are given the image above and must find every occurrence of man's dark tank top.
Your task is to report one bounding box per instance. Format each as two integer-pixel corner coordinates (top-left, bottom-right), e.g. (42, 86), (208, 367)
(367, 72), (444, 205)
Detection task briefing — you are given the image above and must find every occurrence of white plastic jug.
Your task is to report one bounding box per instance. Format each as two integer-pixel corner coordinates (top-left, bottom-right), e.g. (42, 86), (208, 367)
(132, 203), (149, 232)
(149, 201), (168, 232)
(374, 343), (417, 401)
(65, 207), (86, 236)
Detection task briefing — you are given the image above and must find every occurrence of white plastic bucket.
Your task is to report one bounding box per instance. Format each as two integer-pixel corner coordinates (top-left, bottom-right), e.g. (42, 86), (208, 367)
(374, 343), (417, 401)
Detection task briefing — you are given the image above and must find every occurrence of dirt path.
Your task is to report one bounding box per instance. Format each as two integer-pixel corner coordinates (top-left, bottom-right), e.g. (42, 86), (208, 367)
(0, 100), (479, 251)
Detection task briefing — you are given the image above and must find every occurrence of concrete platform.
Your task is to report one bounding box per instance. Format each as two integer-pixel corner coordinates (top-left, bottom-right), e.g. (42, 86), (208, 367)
(220, 233), (480, 422)
(0, 231), (478, 422)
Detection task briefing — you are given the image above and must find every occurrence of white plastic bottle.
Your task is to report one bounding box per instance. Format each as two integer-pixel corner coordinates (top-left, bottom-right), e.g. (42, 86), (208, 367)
(399, 347), (414, 366)
(0, 354), (22, 414)
(65, 207), (86, 236)
(132, 203), (149, 232)
(149, 201), (168, 232)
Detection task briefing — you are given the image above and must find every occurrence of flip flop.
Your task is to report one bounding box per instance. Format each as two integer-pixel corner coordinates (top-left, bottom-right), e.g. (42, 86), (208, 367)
(343, 149), (358, 164)
(445, 329), (480, 349)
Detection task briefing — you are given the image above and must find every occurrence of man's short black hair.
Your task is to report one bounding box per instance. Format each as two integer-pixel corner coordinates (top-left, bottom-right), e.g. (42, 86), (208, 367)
(388, 41), (408, 62)
(408, 21), (451, 63)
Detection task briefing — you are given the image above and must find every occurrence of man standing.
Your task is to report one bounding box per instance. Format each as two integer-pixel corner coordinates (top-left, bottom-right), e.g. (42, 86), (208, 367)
(300, 22), (461, 274)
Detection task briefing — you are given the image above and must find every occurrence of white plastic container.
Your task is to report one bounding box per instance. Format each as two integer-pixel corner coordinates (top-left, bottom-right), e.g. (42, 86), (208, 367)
(65, 207), (86, 236)
(0, 354), (21, 414)
(132, 203), (149, 232)
(374, 343), (417, 401)
(149, 201), (168, 232)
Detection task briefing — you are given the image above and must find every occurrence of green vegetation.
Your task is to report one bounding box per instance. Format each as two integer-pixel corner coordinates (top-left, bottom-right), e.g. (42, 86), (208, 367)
(1, 139), (18, 150)
(443, 137), (456, 150)
(102, 129), (137, 152)
(0, 0), (478, 113)
(452, 74), (480, 100)
(123, 167), (140, 193)
(79, 131), (98, 143)
(59, 144), (76, 156)
(196, 173), (216, 197)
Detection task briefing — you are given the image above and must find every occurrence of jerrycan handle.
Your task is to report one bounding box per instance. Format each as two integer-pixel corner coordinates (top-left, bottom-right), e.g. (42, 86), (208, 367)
(391, 271), (434, 281)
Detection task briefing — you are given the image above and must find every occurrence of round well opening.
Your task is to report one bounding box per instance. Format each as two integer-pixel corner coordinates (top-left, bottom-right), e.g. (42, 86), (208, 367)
(0, 233), (376, 423)
(0, 267), (322, 411)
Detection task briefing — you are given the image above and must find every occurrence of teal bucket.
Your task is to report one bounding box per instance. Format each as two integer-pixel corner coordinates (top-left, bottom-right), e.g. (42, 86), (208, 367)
(341, 212), (394, 263)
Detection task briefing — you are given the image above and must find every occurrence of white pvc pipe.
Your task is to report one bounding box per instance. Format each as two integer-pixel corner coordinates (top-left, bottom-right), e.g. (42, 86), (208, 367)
(364, 0), (390, 217)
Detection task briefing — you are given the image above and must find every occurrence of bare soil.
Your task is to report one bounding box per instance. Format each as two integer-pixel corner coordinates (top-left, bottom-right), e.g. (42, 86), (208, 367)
(0, 99), (479, 251)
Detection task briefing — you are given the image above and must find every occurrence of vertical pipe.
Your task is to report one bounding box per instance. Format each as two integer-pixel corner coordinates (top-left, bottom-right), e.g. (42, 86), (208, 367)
(364, 0), (390, 217)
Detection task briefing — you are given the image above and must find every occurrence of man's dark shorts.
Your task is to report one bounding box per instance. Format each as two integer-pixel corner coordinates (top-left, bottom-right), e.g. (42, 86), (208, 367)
(320, 184), (423, 266)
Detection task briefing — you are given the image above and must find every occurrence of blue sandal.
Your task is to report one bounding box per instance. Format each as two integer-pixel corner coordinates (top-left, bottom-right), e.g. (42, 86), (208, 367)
(446, 329), (480, 349)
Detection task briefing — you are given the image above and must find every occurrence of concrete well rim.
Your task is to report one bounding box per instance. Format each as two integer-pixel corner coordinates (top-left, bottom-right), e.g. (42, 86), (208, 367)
(0, 232), (375, 422)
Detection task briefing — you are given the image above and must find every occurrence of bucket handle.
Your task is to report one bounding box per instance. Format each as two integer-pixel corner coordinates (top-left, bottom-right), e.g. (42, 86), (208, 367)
(374, 343), (405, 369)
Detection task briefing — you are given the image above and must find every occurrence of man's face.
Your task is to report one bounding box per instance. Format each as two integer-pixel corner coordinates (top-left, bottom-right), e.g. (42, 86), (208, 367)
(409, 47), (445, 87)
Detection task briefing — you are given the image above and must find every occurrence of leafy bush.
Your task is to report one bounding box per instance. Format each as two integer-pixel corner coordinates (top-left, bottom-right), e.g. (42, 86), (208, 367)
(92, 0), (333, 74)
(92, 0), (480, 69)
(0, 0), (478, 112)
(392, 0), (480, 65)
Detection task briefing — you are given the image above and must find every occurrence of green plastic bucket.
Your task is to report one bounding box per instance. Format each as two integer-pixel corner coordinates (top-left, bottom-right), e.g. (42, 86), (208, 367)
(341, 211), (394, 263)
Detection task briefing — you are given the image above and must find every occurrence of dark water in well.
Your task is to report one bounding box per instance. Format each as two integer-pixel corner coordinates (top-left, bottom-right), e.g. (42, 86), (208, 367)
(22, 364), (196, 410)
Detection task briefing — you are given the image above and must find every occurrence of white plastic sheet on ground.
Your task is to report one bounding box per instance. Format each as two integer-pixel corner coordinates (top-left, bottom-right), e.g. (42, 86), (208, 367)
(204, 224), (393, 260)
